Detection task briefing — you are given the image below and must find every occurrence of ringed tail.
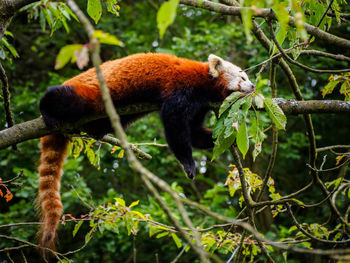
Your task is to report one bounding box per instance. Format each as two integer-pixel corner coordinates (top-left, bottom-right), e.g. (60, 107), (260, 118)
(38, 134), (69, 253)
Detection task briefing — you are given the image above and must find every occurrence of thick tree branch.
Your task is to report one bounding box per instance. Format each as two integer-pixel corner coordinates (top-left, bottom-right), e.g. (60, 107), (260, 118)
(0, 99), (349, 150)
(0, 102), (157, 149)
(273, 99), (350, 114)
(180, 0), (350, 49)
(0, 0), (37, 40)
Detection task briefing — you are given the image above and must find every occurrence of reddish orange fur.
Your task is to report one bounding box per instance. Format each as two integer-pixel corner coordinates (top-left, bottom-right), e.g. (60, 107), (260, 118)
(38, 134), (68, 256)
(39, 53), (230, 255)
(63, 53), (227, 111)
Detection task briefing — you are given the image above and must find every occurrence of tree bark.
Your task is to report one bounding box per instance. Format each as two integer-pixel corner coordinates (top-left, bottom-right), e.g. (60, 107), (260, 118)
(0, 99), (349, 150)
(180, 0), (350, 49)
(0, 0), (37, 41)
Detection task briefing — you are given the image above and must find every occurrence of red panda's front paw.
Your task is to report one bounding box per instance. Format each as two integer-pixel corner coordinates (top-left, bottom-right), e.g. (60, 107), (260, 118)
(183, 163), (196, 180)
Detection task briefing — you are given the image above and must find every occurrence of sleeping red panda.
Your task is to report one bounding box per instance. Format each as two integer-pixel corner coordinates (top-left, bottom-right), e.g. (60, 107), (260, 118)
(38, 53), (254, 253)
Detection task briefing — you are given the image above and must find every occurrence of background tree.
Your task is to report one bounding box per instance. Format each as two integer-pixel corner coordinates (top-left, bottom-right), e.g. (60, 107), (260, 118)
(0, 0), (350, 262)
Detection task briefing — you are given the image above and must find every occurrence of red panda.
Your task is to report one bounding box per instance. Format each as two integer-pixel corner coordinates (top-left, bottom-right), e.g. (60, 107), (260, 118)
(38, 53), (254, 254)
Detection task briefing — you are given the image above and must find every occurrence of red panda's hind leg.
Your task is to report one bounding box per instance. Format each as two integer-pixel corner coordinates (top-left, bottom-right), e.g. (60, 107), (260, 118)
(40, 85), (95, 128)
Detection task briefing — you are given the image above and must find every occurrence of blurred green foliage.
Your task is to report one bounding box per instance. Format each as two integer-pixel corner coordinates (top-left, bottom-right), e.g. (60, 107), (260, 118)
(0, 0), (349, 262)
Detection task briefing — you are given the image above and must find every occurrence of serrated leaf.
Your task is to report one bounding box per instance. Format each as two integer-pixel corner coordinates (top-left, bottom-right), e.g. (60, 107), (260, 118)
(55, 44), (83, 70)
(219, 91), (242, 117)
(87, 0), (102, 24)
(264, 98), (287, 130)
(171, 233), (182, 248)
(73, 220), (84, 237)
(157, 0), (179, 39)
(237, 120), (249, 159)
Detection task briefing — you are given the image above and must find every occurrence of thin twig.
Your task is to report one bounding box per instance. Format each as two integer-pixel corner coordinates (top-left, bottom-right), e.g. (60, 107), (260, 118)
(307, 0), (335, 45)
(267, 19), (350, 74)
(65, 1), (213, 262)
(287, 204), (350, 244)
(317, 145), (350, 152)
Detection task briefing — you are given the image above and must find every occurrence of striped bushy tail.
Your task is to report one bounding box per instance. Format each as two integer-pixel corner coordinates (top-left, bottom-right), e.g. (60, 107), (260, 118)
(38, 134), (69, 254)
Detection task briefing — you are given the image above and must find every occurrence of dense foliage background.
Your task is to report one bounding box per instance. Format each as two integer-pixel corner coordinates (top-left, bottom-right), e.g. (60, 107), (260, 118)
(0, 0), (349, 262)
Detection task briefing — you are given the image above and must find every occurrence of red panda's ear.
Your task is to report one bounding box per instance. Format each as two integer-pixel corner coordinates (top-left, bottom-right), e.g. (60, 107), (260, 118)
(208, 54), (223, 78)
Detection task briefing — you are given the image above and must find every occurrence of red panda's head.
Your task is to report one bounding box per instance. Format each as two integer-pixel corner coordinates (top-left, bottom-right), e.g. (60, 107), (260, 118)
(208, 54), (255, 93)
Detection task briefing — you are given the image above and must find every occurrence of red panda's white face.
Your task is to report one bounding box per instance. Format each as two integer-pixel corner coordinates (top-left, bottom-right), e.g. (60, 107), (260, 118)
(208, 54), (255, 93)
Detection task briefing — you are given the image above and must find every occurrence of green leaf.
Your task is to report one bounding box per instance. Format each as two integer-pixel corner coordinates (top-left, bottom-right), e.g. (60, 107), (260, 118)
(222, 97), (245, 138)
(271, 25), (287, 55)
(118, 149), (124, 158)
(219, 91), (242, 117)
(114, 197), (125, 206)
(1, 38), (19, 58)
(105, 0), (120, 16)
(254, 94), (265, 108)
(241, 5), (253, 42)
(171, 233), (182, 248)
(40, 10), (46, 31)
(157, 0), (179, 39)
(322, 77), (340, 97)
(212, 132), (236, 161)
(73, 220), (84, 237)
(42, 8), (53, 28)
(237, 120), (249, 159)
(93, 30), (124, 46)
(156, 231), (169, 239)
(87, 0), (102, 24)
(340, 81), (350, 101)
(64, 4), (79, 22)
(264, 98), (287, 130)
(213, 111), (228, 139)
(55, 44), (83, 70)
(129, 200), (139, 208)
(241, 96), (252, 114)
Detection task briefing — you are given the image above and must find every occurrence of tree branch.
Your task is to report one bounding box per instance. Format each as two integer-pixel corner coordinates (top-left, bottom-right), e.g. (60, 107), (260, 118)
(1, 99), (349, 150)
(0, 0), (37, 40)
(180, 0), (350, 49)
